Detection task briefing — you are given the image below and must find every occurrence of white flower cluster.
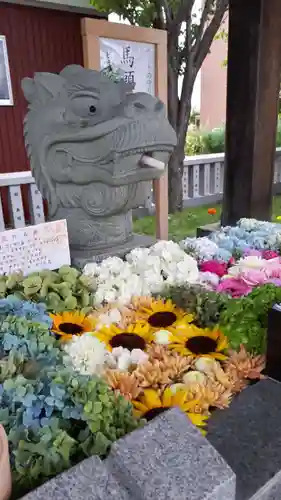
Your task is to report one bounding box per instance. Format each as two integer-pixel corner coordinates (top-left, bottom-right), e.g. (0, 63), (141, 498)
(180, 236), (219, 262)
(63, 334), (108, 376)
(106, 346), (149, 371)
(83, 241), (199, 306)
(63, 335), (149, 375)
(95, 308), (122, 329)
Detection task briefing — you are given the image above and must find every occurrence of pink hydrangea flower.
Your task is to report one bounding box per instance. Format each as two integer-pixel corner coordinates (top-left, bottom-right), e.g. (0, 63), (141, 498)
(264, 258), (281, 278)
(240, 268), (269, 287)
(216, 278), (252, 298)
(200, 260), (228, 277)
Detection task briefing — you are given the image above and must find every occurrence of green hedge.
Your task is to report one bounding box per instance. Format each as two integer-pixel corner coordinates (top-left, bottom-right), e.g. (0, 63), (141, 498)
(185, 120), (281, 156)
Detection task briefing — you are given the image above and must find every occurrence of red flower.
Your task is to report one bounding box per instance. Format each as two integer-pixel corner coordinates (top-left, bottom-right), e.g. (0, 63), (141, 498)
(207, 208), (217, 215)
(200, 260), (228, 277)
(262, 250), (279, 260)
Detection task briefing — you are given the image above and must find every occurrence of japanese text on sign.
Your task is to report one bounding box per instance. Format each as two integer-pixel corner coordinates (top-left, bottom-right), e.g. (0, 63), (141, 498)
(0, 220), (70, 276)
(100, 38), (155, 95)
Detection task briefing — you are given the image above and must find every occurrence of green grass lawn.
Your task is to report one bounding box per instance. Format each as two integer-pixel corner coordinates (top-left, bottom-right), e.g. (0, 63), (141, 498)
(133, 195), (281, 241)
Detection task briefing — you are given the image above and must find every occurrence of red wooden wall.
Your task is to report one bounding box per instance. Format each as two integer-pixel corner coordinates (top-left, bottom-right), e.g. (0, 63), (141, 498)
(0, 2), (85, 175)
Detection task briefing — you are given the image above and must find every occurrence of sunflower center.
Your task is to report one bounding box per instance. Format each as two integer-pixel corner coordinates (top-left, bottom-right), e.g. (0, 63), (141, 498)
(148, 311), (177, 328)
(185, 336), (217, 355)
(59, 322), (84, 335)
(110, 333), (146, 351)
(144, 407), (169, 421)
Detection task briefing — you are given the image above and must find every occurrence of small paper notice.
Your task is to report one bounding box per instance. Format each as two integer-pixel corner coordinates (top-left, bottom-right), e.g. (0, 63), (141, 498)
(0, 220), (71, 276)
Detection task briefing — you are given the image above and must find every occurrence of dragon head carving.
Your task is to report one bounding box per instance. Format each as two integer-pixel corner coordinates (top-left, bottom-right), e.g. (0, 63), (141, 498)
(22, 65), (177, 259)
(22, 65), (176, 215)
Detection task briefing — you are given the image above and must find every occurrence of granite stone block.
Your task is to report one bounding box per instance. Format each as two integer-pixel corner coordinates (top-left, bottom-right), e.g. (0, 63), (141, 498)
(249, 470), (281, 500)
(21, 455), (130, 500)
(106, 408), (236, 500)
(207, 379), (281, 500)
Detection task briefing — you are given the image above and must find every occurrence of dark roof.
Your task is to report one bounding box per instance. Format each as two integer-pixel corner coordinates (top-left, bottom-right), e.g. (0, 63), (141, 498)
(0, 0), (107, 18)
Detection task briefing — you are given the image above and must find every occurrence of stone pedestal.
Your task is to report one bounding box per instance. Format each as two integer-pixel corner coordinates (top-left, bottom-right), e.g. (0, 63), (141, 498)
(71, 234), (156, 269)
(196, 222), (220, 238)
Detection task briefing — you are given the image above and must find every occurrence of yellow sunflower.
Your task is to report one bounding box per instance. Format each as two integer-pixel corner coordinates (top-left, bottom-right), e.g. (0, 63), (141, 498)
(50, 311), (96, 342)
(133, 388), (208, 431)
(168, 326), (228, 360)
(135, 298), (194, 332)
(93, 321), (152, 352)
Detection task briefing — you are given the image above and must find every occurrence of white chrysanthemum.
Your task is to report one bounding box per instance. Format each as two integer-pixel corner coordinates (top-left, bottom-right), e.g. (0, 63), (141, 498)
(183, 371), (207, 387)
(194, 357), (217, 375)
(96, 308), (122, 329)
(199, 271), (220, 287)
(154, 329), (171, 345)
(64, 334), (107, 376)
(106, 346), (149, 371)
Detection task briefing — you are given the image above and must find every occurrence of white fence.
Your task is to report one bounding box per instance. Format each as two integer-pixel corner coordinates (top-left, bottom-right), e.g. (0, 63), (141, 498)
(1, 149), (281, 229)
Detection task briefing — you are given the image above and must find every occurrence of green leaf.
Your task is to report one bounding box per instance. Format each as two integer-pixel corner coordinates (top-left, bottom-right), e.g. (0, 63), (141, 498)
(93, 402), (103, 414)
(89, 421), (101, 433)
(84, 401), (93, 413)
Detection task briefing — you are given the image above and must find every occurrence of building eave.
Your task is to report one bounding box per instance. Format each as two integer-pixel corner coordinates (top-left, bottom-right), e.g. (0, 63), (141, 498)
(0, 0), (107, 18)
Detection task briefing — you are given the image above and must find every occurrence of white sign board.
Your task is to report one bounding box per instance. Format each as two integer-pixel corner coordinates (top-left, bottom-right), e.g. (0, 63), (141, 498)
(0, 220), (70, 276)
(100, 38), (155, 95)
(0, 36), (13, 106)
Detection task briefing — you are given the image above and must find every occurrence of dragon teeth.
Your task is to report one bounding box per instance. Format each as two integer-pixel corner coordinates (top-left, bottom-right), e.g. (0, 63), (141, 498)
(140, 154), (166, 171)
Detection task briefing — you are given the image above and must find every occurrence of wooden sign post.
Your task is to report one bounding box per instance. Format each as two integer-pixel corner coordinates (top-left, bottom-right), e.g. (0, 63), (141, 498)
(81, 18), (169, 240)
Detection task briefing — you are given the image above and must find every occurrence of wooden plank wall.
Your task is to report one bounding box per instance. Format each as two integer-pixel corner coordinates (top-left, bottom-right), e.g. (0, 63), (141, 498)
(0, 2), (84, 175)
(0, 2), (87, 224)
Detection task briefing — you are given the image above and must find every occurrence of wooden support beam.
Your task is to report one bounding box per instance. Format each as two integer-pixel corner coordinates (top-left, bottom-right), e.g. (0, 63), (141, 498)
(221, 0), (281, 226)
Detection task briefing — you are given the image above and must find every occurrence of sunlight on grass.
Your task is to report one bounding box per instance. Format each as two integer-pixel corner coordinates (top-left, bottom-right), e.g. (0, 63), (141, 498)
(133, 195), (281, 241)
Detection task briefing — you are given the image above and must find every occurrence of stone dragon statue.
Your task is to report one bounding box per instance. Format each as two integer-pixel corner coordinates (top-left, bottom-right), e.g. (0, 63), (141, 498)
(22, 65), (176, 265)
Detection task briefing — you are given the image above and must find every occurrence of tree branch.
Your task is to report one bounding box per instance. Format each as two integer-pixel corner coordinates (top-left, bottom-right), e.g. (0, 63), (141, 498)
(177, 8), (195, 140)
(161, 0), (173, 24)
(193, 0), (228, 71)
(192, 0), (214, 53)
(173, 0), (195, 26)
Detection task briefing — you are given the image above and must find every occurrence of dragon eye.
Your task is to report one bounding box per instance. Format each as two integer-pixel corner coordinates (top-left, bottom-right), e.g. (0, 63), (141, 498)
(89, 105), (97, 113)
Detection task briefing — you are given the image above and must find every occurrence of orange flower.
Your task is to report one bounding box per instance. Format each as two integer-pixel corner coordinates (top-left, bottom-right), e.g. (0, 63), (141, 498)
(207, 208), (217, 215)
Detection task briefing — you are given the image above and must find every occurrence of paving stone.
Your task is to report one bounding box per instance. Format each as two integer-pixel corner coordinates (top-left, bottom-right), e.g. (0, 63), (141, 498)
(207, 379), (281, 500)
(21, 454), (130, 500)
(106, 407), (236, 500)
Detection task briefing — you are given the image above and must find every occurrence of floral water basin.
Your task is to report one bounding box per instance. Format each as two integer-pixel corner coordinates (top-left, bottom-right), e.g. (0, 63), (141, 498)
(0, 425), (11, 500)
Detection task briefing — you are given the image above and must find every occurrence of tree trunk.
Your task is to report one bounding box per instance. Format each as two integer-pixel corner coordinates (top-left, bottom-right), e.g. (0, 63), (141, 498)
(168, 89), (192, 213)
(168, 146), (185, 212)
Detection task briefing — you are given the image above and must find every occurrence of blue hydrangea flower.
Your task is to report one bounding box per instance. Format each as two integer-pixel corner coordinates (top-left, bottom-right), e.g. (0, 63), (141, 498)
(0, 298), (52, 327)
